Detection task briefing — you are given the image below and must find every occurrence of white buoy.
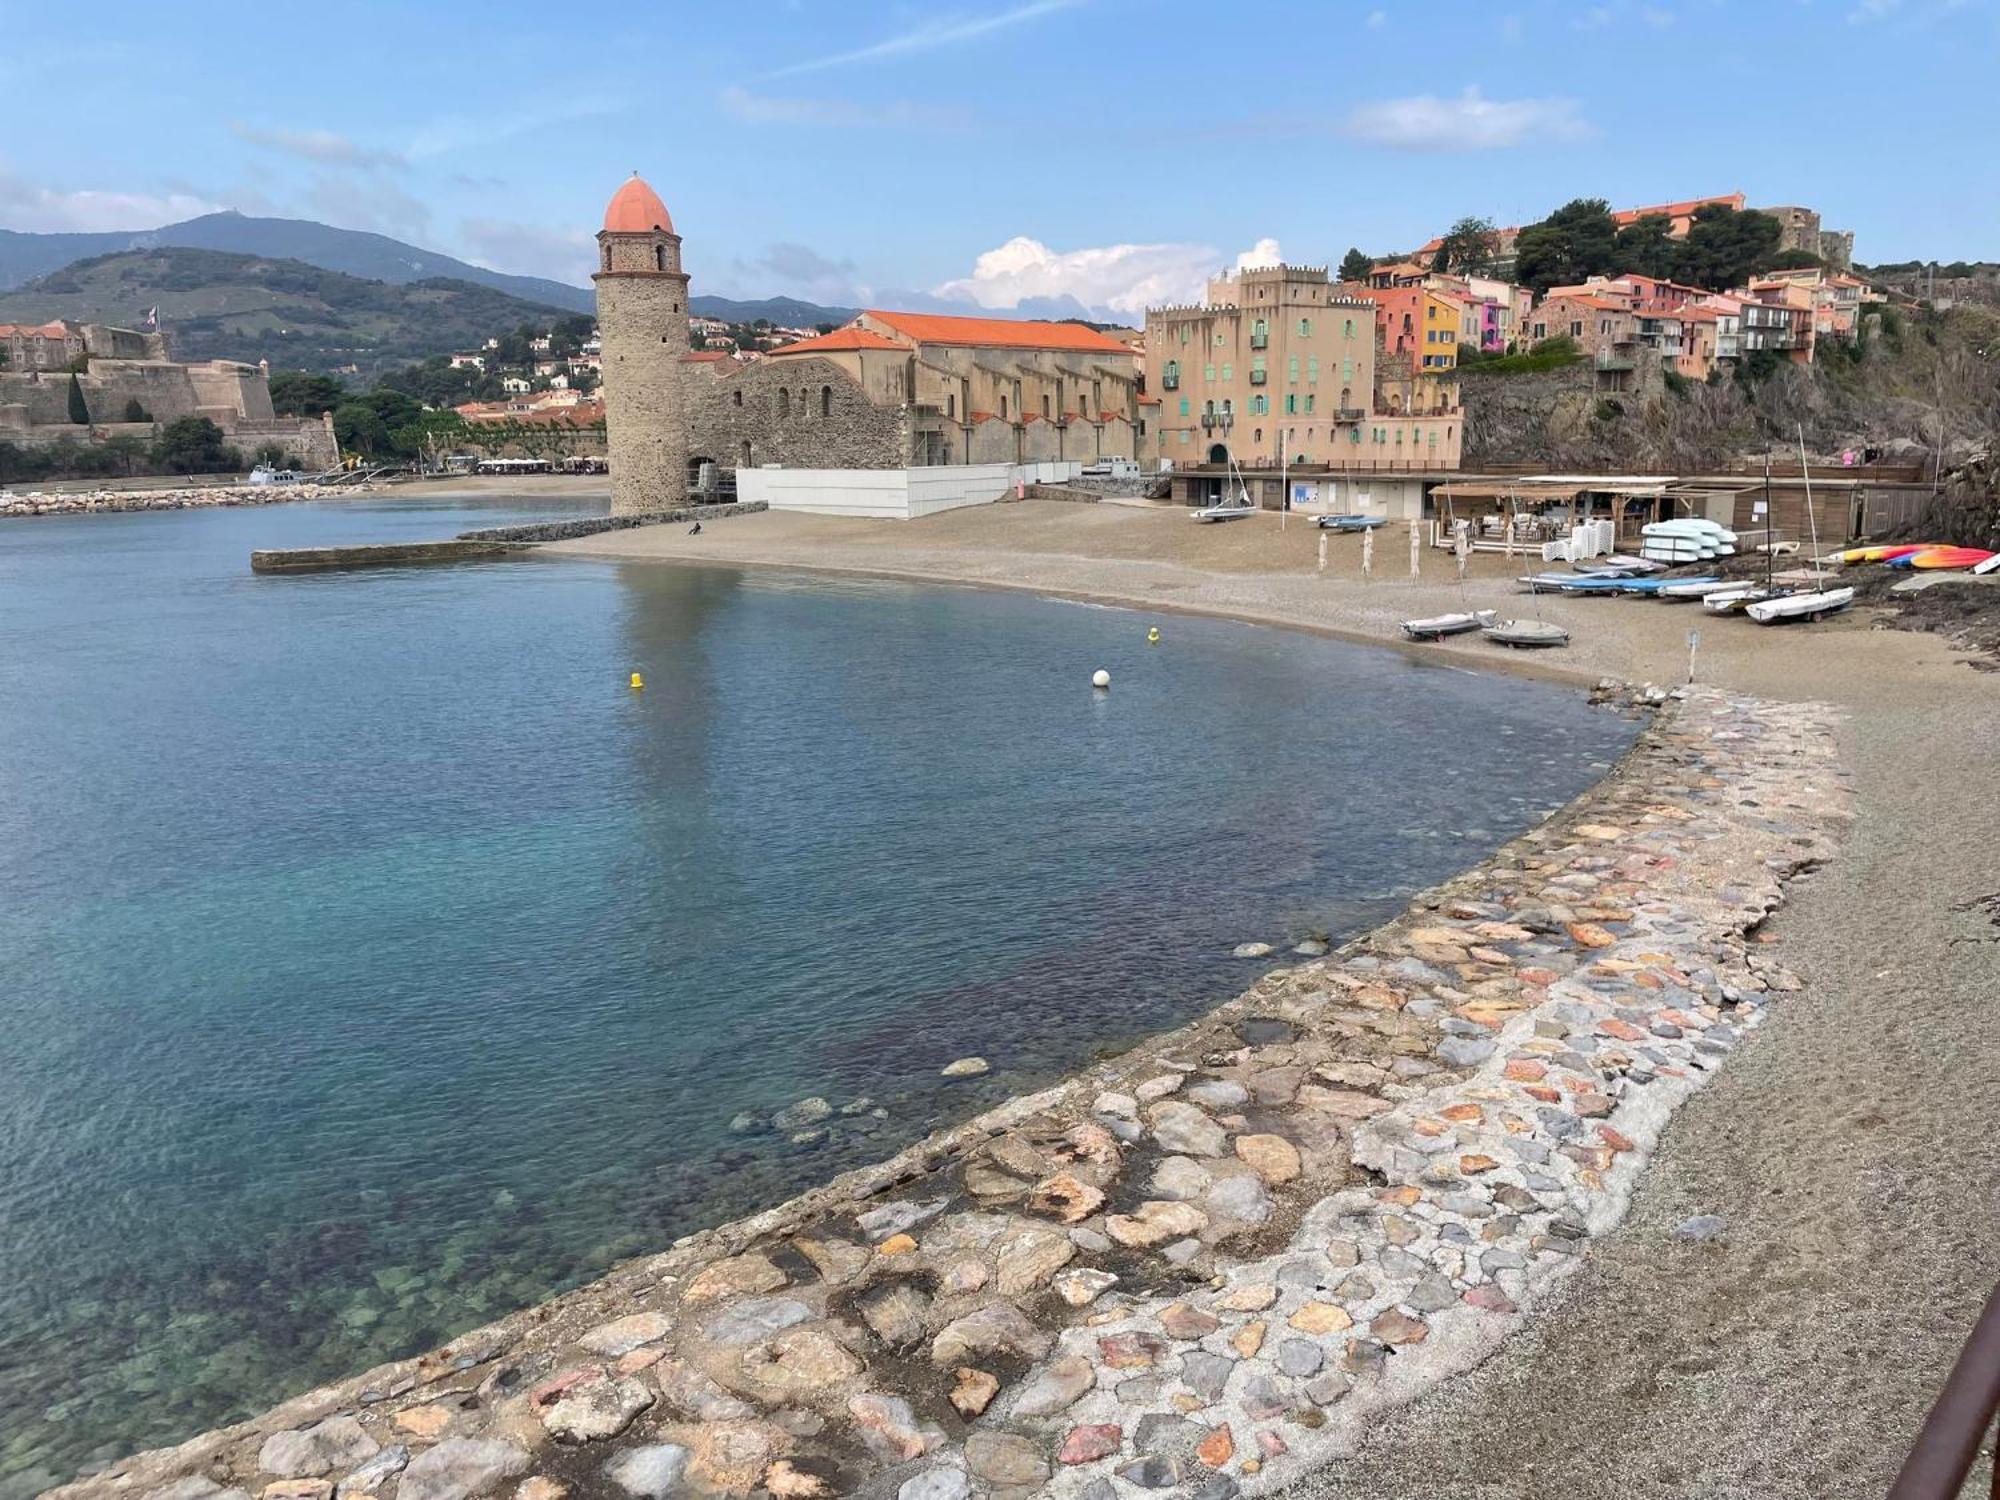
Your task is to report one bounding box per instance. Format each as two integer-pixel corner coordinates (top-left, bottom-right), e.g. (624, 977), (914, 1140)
(1092, 669), (1111, 689)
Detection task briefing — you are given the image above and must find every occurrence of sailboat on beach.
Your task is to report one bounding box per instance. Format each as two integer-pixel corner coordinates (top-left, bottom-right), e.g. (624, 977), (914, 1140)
(1747, 430), (1856, 624)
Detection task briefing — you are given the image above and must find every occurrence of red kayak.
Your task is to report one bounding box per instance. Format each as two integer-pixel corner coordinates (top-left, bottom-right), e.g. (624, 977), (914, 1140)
(1908, 546), (1998, 571)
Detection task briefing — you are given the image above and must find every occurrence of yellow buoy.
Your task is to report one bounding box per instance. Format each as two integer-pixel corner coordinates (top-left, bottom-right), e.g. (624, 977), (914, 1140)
(629, 672), (644, 690)
(1147, 627), (1161, 644)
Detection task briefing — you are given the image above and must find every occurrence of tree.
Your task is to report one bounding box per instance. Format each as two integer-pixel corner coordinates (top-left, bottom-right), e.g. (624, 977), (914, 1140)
(332, 401), (391, 457)
(1611, 214), (1678, 279)
(1432, 217), (1501, 276)
(1337, 248), (1374, 285)
(268, 370), (345, 416)
(1763, 248), (1823, 272)
(103, 433), (150, 476)
(153, 416), (236, 474)
(391, 409), (470, 471)
(121, 397), (152, 423)
(67, 373), (90, 425)
(1673, 205), (1783, 290)
(1513, 198), (1618, 295)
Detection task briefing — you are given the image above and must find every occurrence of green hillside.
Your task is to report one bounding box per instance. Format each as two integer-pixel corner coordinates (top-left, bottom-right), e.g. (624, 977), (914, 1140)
(0, 247), (573, 377)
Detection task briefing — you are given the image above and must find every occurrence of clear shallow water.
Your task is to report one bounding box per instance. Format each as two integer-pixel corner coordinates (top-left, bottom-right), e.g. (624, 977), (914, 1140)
(0, 496), (1637, 1492)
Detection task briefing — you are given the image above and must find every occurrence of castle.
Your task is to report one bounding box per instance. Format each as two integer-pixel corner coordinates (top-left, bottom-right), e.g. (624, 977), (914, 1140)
(0, 319), (336, 469)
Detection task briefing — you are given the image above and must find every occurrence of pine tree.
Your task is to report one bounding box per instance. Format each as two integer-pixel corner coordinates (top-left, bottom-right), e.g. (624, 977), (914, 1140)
(67, 372), (90, 425)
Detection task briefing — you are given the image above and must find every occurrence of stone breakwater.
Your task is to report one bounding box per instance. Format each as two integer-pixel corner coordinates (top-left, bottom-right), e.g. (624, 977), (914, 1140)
(457, 502), (767, 545)
(46, 687), (1848, 1500)
(1, 484), (371, 519)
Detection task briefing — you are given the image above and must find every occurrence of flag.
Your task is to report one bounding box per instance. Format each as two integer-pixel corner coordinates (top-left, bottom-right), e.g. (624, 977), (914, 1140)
(143, 307), (158, 330)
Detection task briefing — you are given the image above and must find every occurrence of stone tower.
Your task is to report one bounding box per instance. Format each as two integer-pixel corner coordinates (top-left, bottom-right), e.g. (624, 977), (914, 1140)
(594, 174), (689, 516)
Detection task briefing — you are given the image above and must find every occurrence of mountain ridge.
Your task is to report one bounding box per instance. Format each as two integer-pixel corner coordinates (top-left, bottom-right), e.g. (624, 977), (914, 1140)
(0, 247), (580, 376)
(0, 212), (596, 313)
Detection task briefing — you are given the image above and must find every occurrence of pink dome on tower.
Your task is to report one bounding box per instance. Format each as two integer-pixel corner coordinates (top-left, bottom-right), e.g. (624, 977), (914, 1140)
(603, 174), (674, 234)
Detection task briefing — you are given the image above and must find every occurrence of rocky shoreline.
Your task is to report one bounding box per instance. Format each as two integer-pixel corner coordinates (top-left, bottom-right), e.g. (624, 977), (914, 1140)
(44, 685), (1849, 1500)
(0, 483), (375, 519)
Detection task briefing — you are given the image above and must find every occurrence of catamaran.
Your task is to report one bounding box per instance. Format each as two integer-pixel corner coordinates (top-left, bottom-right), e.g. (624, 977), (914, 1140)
(1749, 430), (1855, 624)
(1192, 448), (1256, 522)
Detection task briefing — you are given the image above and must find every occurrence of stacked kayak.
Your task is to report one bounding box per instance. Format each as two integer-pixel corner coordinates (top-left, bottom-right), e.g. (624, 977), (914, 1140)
(1642, 519), (1737, 564)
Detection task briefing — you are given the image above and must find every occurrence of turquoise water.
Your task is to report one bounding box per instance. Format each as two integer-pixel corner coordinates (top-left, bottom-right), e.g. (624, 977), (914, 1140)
(0, 496), (1636, 1492)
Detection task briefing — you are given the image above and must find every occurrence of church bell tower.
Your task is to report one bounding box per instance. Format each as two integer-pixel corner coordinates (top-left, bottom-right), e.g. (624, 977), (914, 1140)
(594, 174), (689, 516)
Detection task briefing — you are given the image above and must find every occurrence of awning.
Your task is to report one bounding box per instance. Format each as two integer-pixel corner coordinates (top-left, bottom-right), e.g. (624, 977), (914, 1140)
(1430, 482), (1586, 503)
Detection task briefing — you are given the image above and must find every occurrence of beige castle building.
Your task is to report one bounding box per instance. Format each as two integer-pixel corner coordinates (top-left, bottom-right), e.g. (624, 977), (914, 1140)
(763, 311), (1141, 467)
(1145, 265), (1463, 475)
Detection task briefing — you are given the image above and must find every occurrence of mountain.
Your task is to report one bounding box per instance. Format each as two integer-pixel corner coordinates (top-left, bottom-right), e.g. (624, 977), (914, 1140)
(686, 294), (856, 326)
(0, 248), (576, 376)
(0, 212), (594, 313)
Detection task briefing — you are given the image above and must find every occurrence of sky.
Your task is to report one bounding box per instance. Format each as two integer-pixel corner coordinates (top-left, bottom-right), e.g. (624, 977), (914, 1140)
(5, 0), (1997, 320)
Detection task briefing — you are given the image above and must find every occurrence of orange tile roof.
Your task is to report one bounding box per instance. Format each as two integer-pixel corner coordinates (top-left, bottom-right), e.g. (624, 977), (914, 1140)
(603, 174), (674, 235)
(0, 321), (73, 338)
(764, 326), (905, 356)
(864, 309), (1132, 354)
(1610, 193), (1742, 226)
(681, 350), (730, 363)
(1137, 394), (1162, 406)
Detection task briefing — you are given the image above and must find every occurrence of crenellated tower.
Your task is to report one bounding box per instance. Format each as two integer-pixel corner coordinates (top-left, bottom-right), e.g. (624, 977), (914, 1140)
(594, 174), (689, 515)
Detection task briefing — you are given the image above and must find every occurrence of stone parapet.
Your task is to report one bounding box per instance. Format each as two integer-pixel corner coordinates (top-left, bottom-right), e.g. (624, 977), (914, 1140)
(457, 501), (766, 544)
(41, 687), (1849, 1500)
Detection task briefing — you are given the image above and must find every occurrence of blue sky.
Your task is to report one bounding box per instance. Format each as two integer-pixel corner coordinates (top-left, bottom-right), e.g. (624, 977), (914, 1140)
(5, 0), (1996, 318)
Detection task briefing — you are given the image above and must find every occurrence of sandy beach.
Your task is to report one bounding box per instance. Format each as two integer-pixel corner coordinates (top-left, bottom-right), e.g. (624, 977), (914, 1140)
(546, 499), (2000, 1499)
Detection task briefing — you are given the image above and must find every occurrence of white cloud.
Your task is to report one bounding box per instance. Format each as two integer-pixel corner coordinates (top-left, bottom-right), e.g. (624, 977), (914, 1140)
(1365, 8), (1388, 26)
(0, 166), (222, 232)
(1341, 88), (1590, 150)
(764, 0), (1081, 78)
(459, 218), (596, 284)
(933, 234), (1284, 320)
(229, 123), (405, 170)
(718, 87), (967, 129)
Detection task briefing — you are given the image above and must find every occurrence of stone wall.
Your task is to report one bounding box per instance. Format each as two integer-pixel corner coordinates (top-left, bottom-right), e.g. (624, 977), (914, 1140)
(684, 357), (910, 475)
(595, 229), (690, 517)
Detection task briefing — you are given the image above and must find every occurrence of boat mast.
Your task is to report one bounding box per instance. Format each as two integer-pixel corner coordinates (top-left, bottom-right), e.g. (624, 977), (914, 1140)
(1763, 447), (1774, 592)
(1798, 424), (1826, 587)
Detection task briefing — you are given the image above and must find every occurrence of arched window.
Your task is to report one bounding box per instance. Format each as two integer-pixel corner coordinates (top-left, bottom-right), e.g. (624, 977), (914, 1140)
(1000, 395), (1008, 419)
(740, 439), (752, 466)
(820, 385), (832, 417)
(732, 389), (743, 407)
(601, 245), (612, 273)
(1298, 317), (1312, 336)
(653, 245), (666, 272)
(778, 388), (790, 417)
(1339, 386), (1351, 409)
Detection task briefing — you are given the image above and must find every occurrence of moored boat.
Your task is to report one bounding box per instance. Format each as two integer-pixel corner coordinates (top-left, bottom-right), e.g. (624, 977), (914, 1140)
(1401, 609), (1496, 640)
(1657, 578), (1740, 600)
(1483, 619), (1570, 648)
(1746, 586), (1856, 623)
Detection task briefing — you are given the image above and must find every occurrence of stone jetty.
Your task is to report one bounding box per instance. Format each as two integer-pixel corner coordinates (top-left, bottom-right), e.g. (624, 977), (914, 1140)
(1, 483), (367, 519)
(46, 687), (1848, 1500)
